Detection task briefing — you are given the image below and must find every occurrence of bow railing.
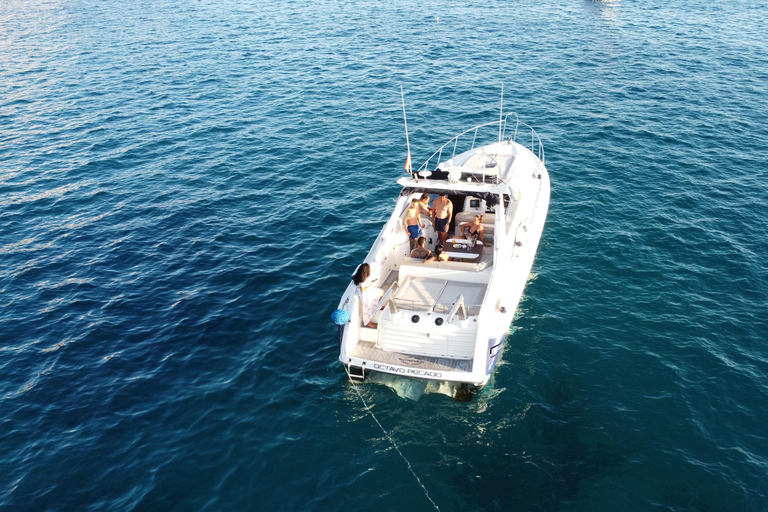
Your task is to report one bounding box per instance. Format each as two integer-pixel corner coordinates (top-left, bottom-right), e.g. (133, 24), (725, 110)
(414, 113), (545, 175)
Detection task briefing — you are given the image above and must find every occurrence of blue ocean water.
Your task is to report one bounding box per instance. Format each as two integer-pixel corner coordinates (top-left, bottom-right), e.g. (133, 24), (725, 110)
(2, 0), (768, 510)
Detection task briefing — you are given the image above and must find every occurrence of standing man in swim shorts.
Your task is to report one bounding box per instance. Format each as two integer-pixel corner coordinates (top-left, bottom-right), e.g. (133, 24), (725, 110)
(403, 198), (427, 250)
(432, 193), (453, 247)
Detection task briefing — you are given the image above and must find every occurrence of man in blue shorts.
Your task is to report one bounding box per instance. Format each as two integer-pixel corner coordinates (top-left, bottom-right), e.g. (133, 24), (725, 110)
(402, 198), (427, 250)
(432, 193), (453, 246)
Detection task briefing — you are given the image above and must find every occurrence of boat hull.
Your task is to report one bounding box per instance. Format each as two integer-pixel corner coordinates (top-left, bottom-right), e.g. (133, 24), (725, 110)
(340, 171), (549, 388)
(336, 119), (550, 398)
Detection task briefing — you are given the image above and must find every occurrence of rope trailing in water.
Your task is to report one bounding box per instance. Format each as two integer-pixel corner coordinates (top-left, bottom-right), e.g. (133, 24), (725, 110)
(344, 365), (441, 511)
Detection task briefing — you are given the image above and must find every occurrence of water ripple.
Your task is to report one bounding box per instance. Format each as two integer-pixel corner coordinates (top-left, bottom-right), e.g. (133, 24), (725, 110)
(2, 0), (768, 510)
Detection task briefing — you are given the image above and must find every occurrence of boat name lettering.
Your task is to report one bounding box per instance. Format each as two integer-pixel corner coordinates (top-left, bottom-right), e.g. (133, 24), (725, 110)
(373, 363), (442, 378)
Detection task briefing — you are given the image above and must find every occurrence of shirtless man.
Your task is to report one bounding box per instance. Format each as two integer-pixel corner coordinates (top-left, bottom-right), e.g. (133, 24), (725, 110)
(403, 198), (428, 250)
(432, 193), (453, 246)
(410, 236), (431, 259)
(423, 244), (449, 264)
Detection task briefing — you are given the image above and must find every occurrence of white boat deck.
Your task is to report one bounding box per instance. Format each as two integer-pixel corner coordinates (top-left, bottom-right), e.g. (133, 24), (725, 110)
(395, 277), (487, 314)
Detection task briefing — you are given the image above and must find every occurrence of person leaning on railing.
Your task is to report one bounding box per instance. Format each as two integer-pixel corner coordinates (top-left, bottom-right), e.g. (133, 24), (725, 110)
(352, 263), (382, 328)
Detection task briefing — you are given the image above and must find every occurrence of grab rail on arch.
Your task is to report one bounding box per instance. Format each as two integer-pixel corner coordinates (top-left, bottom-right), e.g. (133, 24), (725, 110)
(414, 113), (545, 175)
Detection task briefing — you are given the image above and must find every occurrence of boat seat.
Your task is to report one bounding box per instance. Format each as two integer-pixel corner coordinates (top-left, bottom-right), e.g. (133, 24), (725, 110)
(400, 256), (483, 272)
(453, 213), (495, 241)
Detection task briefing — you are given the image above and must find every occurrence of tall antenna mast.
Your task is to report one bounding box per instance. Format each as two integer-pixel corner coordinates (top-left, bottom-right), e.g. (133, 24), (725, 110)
(401, 85), (412, 174)
(498, 82), (504, 143)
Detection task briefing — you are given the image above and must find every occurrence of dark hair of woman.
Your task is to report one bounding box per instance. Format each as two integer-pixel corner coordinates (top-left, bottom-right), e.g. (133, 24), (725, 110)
(352, 263), (370, 285)
(434, 245), (443, 256)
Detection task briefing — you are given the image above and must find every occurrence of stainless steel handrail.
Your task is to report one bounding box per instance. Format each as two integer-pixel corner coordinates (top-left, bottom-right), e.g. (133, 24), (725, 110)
(374, 286), (398, 315)
(447, 295), (468, 323)
(415, 113), (545, 174)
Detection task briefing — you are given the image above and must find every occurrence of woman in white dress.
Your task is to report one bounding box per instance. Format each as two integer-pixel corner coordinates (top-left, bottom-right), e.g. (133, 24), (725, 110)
(352, 263), (382, 327)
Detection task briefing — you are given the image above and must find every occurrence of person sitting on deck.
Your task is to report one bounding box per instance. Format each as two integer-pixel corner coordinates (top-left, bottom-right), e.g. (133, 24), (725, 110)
(423, 244), (449, 264)
(459, 214), (486, 246)
(410, 236), (432, 260)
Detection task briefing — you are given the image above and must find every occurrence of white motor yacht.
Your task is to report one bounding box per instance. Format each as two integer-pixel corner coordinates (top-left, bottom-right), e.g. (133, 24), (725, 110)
(334, 114), (550, 400)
